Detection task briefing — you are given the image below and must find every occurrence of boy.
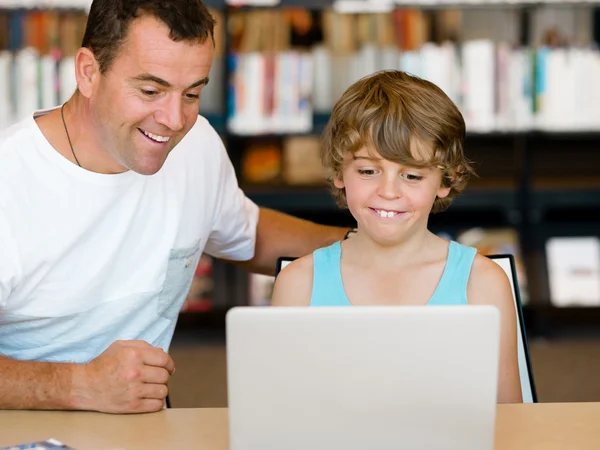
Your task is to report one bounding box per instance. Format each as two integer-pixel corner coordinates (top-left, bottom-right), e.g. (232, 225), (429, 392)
(271, 70), (522, 404)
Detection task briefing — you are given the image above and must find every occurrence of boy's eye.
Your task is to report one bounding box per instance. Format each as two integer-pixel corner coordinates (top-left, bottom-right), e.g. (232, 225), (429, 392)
(358, 169), (377, 176)
(403, 173), (423, 181)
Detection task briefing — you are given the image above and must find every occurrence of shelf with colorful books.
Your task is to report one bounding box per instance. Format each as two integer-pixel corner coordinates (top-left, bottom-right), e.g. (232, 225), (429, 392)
(225, 6), (600, 136)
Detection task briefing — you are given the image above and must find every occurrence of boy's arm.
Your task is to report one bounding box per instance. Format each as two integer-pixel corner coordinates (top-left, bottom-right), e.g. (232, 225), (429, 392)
(270, 254), (314, 306)
(468, 254), (523, 404)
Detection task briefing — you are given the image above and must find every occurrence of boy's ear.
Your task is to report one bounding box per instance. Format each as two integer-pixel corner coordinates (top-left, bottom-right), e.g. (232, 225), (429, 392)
(333, 175), (345, 189)
(436, 185), (451, 199)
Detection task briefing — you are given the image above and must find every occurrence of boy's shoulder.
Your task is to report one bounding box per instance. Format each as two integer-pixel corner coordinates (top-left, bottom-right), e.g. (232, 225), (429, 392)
(277, 253), (314, 287)
(471, 252), (508, 279)
(271, 254), (314, 306)
(468, 253), (513, 307)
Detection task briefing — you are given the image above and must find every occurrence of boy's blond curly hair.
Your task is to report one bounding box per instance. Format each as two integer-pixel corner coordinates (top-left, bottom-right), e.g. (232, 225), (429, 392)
(321, 70), (475, 214)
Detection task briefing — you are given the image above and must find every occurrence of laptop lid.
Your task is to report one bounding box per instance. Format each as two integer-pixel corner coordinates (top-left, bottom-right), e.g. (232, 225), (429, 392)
(226, 306), (500, 450)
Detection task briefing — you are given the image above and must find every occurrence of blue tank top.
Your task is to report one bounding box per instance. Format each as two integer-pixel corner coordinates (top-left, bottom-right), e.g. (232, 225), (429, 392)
(310, 240), (477, 306)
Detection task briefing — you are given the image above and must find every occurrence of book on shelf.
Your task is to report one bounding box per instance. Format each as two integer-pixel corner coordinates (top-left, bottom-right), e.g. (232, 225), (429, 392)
(283, 135), (325, 185)
(248, 273), (275, 306)
(545, 236), (600, 308)
(242, 140), (283, 184)
(227, 51), (314, 135)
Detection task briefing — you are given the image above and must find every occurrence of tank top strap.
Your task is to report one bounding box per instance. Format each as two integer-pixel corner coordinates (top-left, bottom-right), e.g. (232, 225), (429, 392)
(428, 241), (477, 306)
(310, 241), (351, 306)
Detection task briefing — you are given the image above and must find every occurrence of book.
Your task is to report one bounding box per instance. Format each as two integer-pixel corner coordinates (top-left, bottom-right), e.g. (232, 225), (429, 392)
(242, 141), (282, 184)
(248, 273), (275, 306)
(1, 439), (76, 449)
(546, 237), (600, 308)
(282, 135), (325, 186)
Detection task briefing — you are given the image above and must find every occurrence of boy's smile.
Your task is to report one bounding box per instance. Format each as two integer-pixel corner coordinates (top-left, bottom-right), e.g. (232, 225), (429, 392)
(369, 208), (406, 219)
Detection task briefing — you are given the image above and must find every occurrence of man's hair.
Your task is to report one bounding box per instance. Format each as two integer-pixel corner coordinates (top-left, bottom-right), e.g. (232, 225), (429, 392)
(321, 70), (475, 214)
(81, 0), (216, 74)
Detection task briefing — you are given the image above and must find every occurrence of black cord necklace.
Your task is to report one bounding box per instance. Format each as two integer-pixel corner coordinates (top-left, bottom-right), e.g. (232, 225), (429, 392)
(60, 102), (82, 168)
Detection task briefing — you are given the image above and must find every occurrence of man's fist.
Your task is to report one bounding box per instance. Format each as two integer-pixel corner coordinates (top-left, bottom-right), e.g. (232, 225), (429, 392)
(71, 340), (175, 413)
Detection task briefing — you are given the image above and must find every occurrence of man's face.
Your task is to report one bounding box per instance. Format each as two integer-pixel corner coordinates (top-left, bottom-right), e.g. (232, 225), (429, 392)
(90, 15), (214, 175)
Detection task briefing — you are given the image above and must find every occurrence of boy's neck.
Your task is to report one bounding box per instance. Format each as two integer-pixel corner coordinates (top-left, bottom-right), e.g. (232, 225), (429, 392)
(344, 229), (445, 269)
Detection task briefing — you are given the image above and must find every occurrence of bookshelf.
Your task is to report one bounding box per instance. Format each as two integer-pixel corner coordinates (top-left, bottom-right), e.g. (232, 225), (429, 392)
(2, 1), (600, 335)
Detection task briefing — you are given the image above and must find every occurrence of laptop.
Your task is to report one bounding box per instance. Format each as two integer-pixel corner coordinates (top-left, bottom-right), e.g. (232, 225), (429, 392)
(226, 306), (500, 450)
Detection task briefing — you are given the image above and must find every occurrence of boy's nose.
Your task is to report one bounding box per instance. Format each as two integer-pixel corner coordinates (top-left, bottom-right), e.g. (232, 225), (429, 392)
(376, 176), (402, 200)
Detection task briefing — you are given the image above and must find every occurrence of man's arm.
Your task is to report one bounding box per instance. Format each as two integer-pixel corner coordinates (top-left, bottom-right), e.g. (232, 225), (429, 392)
(231, 207), (350, 275)
(0, 355), (77, 410)
(0, 340), (175, 413)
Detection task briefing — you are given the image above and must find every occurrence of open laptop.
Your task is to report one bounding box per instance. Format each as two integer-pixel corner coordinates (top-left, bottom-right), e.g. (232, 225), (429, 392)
(276, 253), (537, 403)
(226, 306), (500, 450)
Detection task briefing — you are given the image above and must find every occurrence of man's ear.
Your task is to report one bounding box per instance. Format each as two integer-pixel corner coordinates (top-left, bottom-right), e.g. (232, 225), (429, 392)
(74, 47), (100, 99)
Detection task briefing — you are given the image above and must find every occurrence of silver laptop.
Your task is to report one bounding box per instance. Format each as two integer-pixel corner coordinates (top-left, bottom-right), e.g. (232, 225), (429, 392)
(226, 306), (500, 450)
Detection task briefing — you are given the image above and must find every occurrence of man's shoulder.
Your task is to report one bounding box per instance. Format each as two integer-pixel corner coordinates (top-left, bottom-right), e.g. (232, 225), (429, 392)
(0, 117), (37, 198)
(0, 116), (35, 154)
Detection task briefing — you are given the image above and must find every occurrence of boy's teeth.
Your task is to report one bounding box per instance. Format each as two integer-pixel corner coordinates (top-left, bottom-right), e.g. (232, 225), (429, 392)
(142, 129), (170, 143)
(376, 209), (397, 218)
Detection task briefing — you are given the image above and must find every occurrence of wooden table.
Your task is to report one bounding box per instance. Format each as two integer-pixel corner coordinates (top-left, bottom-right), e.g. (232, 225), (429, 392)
(1, 403), (599, 449)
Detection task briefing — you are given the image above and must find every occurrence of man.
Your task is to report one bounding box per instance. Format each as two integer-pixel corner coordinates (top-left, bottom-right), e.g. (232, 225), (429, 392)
(0, 0), (348, 414)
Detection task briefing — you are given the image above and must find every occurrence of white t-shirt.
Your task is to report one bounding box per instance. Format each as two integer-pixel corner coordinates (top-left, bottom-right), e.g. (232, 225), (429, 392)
(0, 112), (259, 363)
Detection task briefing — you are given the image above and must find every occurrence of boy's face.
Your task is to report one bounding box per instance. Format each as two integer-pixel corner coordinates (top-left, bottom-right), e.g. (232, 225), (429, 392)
(334, 146), (450, 246)
(85, 15), (214, 175)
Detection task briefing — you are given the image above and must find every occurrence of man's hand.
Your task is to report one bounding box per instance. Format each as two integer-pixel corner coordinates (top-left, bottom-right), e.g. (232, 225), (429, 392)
(72, 340), (175, 414)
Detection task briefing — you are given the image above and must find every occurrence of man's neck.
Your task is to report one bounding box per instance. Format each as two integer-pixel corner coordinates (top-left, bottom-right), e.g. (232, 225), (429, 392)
(41, 94), (128, 174)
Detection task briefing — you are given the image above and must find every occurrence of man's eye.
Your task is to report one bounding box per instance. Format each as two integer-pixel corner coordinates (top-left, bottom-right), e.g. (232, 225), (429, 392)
(141, 89), (157, 97)
(185, 93), (201, 100)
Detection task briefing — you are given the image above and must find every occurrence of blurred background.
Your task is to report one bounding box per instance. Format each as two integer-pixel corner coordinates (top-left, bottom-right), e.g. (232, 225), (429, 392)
(2, 0), (600, 406)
